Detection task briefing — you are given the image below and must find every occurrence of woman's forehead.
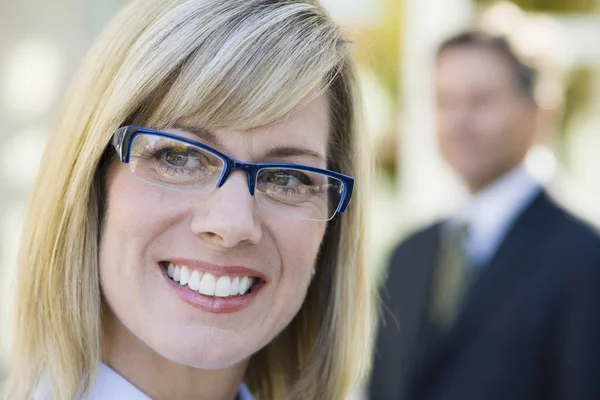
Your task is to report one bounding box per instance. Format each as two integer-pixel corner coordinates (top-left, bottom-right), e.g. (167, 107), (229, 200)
(169, 93), (330, 159)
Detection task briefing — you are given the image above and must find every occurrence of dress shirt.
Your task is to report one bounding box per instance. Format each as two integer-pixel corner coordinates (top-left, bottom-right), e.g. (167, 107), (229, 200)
(452, 163), (542, 267)
(86, 362), (255, 400)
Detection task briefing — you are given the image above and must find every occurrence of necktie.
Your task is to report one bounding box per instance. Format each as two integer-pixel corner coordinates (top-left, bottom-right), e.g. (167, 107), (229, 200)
(429, 221), (471, 329)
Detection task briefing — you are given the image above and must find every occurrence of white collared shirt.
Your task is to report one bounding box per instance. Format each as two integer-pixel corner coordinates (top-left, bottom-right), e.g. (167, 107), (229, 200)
(87, 362), (255, 400)
(452, 163), (542, 267)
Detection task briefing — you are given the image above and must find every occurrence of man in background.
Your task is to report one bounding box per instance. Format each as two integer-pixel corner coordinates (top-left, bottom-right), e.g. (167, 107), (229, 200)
(369, 31), (600, 400)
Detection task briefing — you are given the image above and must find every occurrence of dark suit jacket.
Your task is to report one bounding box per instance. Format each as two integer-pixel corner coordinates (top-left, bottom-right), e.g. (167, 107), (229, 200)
(369, 191), (600, 400)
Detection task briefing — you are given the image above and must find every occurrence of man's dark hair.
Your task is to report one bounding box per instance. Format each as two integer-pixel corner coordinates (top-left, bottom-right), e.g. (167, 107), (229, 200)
(437, 30), (538, 101)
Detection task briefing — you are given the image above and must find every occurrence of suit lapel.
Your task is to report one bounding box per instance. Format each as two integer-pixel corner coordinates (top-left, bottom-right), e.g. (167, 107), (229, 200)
(381, 223), (441, 398)
(409, 191), (559, 389)
(401, 224), (441, 355)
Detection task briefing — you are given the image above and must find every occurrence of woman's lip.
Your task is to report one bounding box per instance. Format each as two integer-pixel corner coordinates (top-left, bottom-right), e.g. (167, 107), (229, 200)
(159, 264), (262, 314)
(163, 258), (267, 281)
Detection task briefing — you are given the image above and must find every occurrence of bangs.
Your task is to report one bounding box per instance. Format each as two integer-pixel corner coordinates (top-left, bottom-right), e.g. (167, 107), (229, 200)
(117, 0), (351, 130)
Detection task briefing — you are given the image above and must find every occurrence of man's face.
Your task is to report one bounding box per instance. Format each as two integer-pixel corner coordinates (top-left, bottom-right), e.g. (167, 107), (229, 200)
(436, 45), (538, 192)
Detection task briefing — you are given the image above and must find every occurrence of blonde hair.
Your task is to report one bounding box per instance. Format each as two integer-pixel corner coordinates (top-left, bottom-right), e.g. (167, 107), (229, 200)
(4, 0), (375, 399)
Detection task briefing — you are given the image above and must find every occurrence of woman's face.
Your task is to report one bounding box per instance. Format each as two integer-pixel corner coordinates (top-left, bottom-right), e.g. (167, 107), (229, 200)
(99, 94), (330, 369)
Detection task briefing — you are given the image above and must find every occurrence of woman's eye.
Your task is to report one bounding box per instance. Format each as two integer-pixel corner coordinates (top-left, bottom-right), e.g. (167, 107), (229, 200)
(266, 171), (311, 188)
(164, 149), (189, 167)
(160, 147), (206, 168)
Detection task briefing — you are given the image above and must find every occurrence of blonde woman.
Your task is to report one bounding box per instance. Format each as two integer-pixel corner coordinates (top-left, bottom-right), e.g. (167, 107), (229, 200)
(3, 0), (375, 399)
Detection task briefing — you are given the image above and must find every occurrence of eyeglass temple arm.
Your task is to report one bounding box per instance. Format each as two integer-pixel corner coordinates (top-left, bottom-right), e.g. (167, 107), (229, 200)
(112, 126), (131, 161)
(336, 178), (354, 213)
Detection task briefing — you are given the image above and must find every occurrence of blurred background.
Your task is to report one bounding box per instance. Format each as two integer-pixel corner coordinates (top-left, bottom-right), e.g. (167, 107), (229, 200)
(0, 0), (599, 394)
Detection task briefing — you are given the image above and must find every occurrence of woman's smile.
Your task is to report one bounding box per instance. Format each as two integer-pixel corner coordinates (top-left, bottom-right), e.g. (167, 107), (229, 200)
(158, 259), (266, 314)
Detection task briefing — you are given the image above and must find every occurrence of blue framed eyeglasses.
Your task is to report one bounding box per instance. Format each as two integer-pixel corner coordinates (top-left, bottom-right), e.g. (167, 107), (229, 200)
(111, 126), (354, 221)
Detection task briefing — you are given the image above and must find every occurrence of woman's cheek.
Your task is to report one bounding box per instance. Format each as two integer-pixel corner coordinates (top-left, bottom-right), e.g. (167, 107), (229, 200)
(273, 220), (326, 276)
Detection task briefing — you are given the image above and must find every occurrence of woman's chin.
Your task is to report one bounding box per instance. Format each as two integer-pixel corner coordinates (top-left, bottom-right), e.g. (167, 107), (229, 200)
(153, 342), (252, 370)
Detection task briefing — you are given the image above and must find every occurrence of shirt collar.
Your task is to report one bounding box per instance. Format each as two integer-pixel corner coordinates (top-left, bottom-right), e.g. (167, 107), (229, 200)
(453, 163), (542, 265)
(461, 163), (540, 223)
(87, 363), (151, 400)
(237, 381), (254, 400)
(88, 362), (255, 400)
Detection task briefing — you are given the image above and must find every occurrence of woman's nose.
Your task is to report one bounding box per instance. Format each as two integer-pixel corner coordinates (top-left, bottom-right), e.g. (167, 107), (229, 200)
(190, 172), (262, 248)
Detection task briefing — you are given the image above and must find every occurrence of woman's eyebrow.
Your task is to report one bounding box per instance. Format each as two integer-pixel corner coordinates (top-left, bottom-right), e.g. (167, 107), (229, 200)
(171, 121), (221, 146)
(264, 146), (326, 164)
(171, 121), (325, 163)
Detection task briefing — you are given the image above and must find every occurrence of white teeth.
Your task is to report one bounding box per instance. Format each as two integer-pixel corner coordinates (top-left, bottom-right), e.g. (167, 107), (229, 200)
(179, 266), (190, 286)
(239, 277), (255, 295)
(198, 272), (216, 296)
(246, 277), (255, 293)
(215, 276), (232, 297)
(166, 264), (257, 297)
(239, 277), (249, 295)
(231, 277), (240, 296)
(188, 270), (201, 291)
